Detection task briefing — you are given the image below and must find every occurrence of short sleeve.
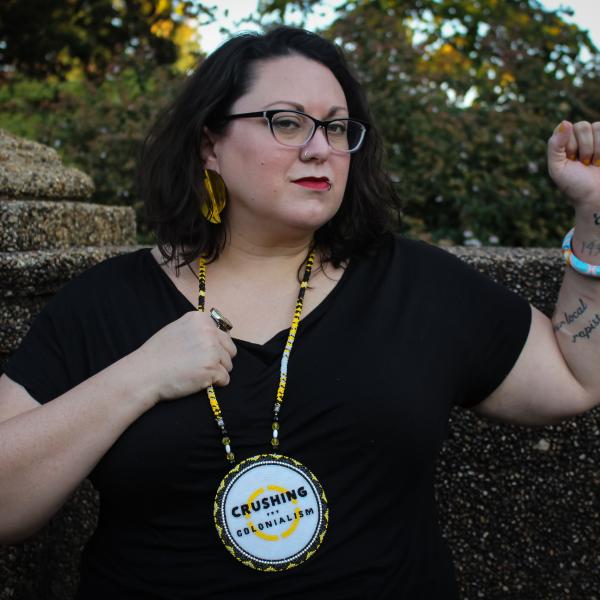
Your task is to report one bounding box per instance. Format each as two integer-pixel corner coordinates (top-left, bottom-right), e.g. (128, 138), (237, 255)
(445, 253), (532, 409)
(3, 249), (190, 406)
(3, 292), (77, 405)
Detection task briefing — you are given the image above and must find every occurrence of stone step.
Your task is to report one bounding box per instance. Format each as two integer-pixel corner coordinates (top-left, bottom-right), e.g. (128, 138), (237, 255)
(1, 200), (136, 251)
(0, 128), (94, 199)
(0, 246), (140, 295)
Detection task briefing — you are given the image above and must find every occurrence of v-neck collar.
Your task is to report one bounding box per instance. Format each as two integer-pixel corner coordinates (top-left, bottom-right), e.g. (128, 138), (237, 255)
(144, 248), (355, 349)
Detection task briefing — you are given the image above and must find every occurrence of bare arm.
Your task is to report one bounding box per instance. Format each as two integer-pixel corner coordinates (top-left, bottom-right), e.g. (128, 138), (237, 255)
(0, 356), (155, 544)
(475, 121), (600, 425)
(0, 311), (235, 544)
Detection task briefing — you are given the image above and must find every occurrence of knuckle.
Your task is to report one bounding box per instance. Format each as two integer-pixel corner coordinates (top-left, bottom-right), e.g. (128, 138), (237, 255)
(216, 372), (230, 387)
(573, 121), (590, 131)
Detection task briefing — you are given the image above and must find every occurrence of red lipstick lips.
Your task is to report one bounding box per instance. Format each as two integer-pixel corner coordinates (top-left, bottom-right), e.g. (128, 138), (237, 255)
(292, 177), (331, 190)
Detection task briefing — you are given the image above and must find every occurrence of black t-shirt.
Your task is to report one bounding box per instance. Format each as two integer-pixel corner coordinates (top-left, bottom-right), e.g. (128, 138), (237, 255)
(4, 235), (531, 599)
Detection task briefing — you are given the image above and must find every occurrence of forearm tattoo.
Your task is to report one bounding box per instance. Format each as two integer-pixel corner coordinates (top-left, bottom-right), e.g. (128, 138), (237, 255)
(571, 313), (600, 343)
(579, 240), (600, 257)
(553, 298), (600, 343)
(553, 298), (587, 332)
(594, 213), (600, 226)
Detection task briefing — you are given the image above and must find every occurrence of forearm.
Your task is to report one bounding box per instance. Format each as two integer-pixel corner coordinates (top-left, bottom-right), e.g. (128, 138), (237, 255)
(0, 351), (156, 544)
(552, 209), (600, 404)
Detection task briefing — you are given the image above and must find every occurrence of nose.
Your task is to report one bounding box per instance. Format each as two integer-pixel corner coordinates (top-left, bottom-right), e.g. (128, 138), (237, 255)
(300, 125), (331, 161)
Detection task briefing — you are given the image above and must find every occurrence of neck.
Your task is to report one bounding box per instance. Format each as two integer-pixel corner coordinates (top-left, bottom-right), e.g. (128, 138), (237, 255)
(217, 227), (314, 273)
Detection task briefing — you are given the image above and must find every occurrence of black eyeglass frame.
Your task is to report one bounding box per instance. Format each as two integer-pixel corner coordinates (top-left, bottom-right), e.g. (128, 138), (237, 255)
(223, 110), (370, 154)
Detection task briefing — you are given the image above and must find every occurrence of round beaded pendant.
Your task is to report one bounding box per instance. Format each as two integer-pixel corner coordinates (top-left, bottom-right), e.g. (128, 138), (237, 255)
(214, 454), (328, 571)
(199, 254), (328, 569)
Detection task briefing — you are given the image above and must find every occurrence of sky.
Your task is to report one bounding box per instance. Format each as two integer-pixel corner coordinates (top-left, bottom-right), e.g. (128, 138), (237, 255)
(199, 0), (600, 54)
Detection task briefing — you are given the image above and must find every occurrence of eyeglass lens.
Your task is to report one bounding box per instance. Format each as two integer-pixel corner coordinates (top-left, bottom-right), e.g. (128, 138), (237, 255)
(270, 112), (365, 152)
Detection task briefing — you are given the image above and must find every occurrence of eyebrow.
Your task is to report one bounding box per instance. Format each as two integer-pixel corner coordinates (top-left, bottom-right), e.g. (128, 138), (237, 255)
(262, 100), (349, 118)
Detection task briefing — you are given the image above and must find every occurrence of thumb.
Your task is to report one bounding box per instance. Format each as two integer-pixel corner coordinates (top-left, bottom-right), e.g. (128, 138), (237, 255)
(547, 120), (573, 165)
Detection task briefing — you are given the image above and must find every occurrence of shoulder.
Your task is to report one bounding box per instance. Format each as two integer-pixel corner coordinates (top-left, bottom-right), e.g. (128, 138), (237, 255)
(45, 248), (153, 314)
(64, 248), (150, 288)
(76, 247), (151, 281)
(364, 233), (484, 283)
(362, 235), (530, 316)
(390, 234), (473, 268)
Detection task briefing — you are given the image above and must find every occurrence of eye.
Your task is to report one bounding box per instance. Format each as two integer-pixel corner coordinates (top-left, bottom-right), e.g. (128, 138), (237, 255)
(272, 114), (303, 130)
(328, 120), (348, 136)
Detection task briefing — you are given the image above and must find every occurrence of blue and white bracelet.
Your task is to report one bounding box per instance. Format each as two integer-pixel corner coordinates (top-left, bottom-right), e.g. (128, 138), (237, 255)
(562, 228), (600, 278)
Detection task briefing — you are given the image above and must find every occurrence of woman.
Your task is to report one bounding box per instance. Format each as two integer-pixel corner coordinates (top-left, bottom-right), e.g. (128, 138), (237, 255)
(1, 27), (599, 599)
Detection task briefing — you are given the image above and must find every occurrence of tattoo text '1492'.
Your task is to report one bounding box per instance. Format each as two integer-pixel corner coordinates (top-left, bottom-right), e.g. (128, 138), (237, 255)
(580, 240), (600, 257)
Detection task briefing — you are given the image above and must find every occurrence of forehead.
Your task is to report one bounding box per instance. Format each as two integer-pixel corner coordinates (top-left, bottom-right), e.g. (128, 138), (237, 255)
(233, 54), (348, 113)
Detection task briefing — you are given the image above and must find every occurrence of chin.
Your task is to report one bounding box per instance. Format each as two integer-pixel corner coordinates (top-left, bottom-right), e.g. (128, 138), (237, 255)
(287, 211), (338, 233)
(289, 201), (341, 229)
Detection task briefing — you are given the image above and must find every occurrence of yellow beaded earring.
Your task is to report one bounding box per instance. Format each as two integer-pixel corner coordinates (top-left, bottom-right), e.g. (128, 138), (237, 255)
(202, 169), (227, 224)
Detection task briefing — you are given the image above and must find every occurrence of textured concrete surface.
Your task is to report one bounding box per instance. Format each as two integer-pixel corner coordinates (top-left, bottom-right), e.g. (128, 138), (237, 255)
(1, 245), (598, 600)
(0, 130), (94, 200)
(439, 403), (599, 600)
(0, 201), (136, 251)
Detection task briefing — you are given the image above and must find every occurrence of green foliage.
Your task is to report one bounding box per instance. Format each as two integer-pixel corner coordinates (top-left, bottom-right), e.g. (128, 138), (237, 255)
(0, 0), (210, 82)
(0, 0), (212, 242)
(2, 0), (599, 247)
(256, 0), (600, 246)
(0, 50), (187, 242)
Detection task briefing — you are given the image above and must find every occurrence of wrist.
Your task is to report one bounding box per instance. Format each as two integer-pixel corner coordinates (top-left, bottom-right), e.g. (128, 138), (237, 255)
(110, 349), (161, 412)
(568, 207), (600, 266)
(563, 228), (600, 274)
(572, 206), (600, 235)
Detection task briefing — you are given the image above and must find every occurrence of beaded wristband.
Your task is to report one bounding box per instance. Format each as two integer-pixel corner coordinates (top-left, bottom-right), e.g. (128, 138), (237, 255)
(562, 228), (600, 278)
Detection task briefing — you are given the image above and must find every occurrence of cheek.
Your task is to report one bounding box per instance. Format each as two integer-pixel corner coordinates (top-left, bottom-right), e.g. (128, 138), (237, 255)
(221, 154), (286, 203)
(336, 158), (351, 191)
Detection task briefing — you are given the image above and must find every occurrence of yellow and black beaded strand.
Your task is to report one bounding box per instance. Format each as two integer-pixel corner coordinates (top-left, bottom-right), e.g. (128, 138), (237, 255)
(197, 253), (315, 464)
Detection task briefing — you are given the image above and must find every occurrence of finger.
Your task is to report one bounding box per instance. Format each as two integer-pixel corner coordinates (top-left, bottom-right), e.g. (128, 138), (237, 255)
(548, 120), (572, 159)
(573, 121), (594, 164)
(192, 310), (220, 333)
(592, 122), (600, 167)
(566, 128), (578, 161)
(218, 330), (237, 357)
(548, 121), (574, 175)
(219, 347), (233, 372)
(212, 366), (231, 387)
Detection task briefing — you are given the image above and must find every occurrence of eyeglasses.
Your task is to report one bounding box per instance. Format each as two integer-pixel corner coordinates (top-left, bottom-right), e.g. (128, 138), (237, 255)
(223, 110), (369, 153)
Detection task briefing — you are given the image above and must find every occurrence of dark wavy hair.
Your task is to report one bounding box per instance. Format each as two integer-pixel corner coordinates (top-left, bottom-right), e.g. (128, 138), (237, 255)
(138, 26), (400, 268)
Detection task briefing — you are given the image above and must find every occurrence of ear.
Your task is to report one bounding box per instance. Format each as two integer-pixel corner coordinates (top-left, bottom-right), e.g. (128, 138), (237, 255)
(201, 126), (220, 173)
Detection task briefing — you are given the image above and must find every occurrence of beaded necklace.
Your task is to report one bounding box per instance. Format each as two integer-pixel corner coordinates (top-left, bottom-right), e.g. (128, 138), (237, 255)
(197, 254), (328, 572)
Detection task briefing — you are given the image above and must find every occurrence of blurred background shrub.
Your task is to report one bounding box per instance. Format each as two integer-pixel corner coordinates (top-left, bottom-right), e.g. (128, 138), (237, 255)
(1, 0), (599, 246)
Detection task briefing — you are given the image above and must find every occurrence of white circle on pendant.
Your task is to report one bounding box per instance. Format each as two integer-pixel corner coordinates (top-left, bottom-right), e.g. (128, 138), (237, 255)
(214, 454), (327, 570)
